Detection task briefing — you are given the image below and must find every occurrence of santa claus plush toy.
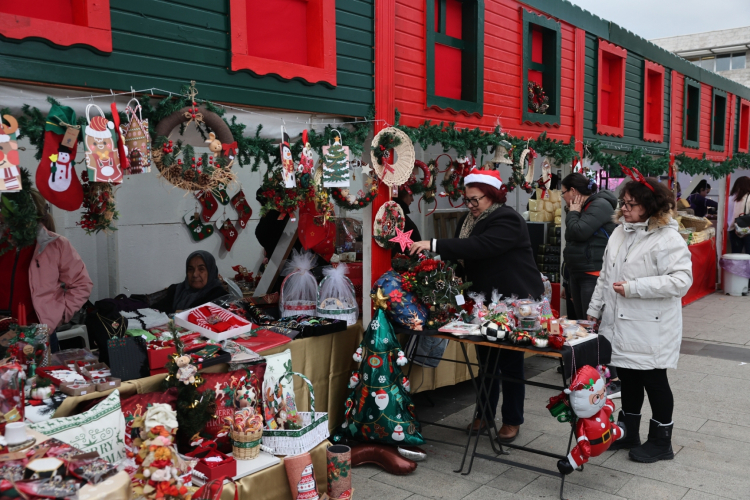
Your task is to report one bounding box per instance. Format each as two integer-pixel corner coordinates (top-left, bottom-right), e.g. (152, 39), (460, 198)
(557, 365), (626, 475)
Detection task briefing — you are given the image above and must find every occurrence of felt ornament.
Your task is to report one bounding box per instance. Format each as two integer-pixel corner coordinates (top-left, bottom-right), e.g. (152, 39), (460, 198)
(230, 189), (252, 228)
(389, 227), (414, 253)
(83, 104), (122, 184)
(212, 182), (230, 206)
(298, 130), (314, 175)
(322, 133), (350, 188)
(217, 219), (238, 251)
(110, 102), (130, 175)
(196, 190), (218, 223)
(122, 98), (151, 174)
(34, 106), (84, 210)
(184, 211), (214, 241)
(280, 127), (296, 188)
(0, 114), (22, 193)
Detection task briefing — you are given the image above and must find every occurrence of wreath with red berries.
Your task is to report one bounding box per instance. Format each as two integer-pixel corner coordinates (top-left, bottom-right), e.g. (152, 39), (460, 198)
(371, 131), (403, 166)
(258, 168), (315, 218)
(78, 170), (119, 234)
(330, 181), (379, 210)
(527, 81), (550, 114)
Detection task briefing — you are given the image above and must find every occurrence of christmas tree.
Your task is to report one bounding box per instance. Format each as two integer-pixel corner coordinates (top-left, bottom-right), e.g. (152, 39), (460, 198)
(334, 293), (424, 446)
(323, 137), (350, 187)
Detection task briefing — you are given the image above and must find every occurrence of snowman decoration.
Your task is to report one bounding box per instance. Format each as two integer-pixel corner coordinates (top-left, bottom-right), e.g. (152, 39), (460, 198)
(48, 146), (73, 193)
(391, 424), (405, 442)
(372, 389), (389, 411)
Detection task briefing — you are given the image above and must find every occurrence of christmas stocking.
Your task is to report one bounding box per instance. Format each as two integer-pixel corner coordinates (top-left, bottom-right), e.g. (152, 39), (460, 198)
(298, 201), (335, 262)
(184, 211), (214, 241)
(231, 189), (252, 228)
(35, 105), (84, 211)
(217, 219), (238, 251)
(196, 190), (218, 223)
(212, 182), (230, 205)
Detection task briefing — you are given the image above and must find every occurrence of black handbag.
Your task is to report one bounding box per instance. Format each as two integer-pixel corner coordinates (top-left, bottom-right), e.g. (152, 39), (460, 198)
(734, 197), (750, 236)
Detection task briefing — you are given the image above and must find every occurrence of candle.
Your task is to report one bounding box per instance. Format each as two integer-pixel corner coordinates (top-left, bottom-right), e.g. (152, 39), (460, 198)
(17, 304), (26, 326)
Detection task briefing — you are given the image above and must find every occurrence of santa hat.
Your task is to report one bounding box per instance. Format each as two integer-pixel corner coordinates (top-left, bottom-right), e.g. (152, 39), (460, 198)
(464, 168), (503, 189)
(373, 389), (387, 398)
(564, 365), (606, 418)
(86, 116), (114, 139)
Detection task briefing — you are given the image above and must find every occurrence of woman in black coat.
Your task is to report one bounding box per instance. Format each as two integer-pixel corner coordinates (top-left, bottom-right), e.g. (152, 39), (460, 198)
(411, 169), (543, 443)
(152, 251), (227, 314)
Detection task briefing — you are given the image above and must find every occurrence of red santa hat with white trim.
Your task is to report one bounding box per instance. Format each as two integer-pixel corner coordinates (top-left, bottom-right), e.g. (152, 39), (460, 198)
(86, 116), (114, 140)
(464, 168), (503, 189)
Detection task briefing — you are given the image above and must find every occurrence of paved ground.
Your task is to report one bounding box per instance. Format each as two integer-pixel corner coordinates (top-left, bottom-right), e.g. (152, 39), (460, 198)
(351, 291), (750, 499)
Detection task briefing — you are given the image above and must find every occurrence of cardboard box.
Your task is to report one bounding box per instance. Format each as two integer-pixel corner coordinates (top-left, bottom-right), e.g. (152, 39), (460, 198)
(194, 450), (237, 481)
(93, 377), (121, 391)
(36, 365), (87, 386)
(174, 302), (255, 342)
(60, 382), (95, 396)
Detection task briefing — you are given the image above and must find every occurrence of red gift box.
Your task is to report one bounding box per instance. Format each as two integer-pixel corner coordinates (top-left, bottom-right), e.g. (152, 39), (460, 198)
(146, 333), (209, 371)
(194, 450), (237, 481)
(36, 365), (86, 386)
(233, 329), (290, 353)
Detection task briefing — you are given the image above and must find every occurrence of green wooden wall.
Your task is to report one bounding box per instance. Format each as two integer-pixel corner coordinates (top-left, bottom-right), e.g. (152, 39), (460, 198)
(0, 0), (373, 117)
(583, 33), (671, 154)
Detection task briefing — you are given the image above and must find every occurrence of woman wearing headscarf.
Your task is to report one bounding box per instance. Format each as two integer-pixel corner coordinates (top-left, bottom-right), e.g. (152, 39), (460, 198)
(686, 179), (718, 217)
(152, 251), (226, 314)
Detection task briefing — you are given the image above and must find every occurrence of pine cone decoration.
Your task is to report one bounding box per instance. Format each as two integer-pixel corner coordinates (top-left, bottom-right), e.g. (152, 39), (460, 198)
(167, 164), (182, 179)
(198, 173), (211, 186)
(183, 169), (195, 181)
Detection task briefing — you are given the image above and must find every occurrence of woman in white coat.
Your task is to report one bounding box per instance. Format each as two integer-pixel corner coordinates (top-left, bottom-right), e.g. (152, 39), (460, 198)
(586, 175), (692, 464)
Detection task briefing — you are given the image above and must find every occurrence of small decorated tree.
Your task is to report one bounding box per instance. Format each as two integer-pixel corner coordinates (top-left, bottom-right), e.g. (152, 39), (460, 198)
(323, 135), (350, 187)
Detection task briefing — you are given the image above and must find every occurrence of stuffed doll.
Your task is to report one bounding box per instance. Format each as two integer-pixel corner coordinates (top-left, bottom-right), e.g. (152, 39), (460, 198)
(557, 365), (626, 475)
(175, 356), (197, 385)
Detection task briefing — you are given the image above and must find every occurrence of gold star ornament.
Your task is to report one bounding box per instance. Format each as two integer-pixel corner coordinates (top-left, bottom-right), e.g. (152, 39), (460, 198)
(370, 287), (390, 310)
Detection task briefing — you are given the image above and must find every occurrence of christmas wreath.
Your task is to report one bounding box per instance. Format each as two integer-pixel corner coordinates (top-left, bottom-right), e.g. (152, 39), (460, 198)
(331, 179), (379, 210)
(78, 170), (118, 234)
(391, 253), (471, 328)
(439, 156), (474, 206)
(371, 130), (402, 166)
(258, 167), (315, 218)
(0, 168), (40, 255)
(373, 201), (405, 249)
(527, 81), (550, 115)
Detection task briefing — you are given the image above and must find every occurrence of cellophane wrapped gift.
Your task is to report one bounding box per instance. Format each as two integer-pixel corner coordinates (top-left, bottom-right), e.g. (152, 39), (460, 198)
(4, 324), (51, 370)
(279, 250), (319, 318)
(316, 264), (359, 326)
(0, 360), (26, 433)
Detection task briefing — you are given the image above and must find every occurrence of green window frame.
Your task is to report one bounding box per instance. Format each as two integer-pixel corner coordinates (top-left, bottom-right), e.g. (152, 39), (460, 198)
(683, 78), (701, 149)
(521, 9), (561, 126)
(426, 0), (485, 116)
(710, 88), (727, 152)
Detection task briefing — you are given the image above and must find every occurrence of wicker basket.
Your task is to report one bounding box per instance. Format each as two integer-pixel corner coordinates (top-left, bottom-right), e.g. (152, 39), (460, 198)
(231, 428), (262, 460)
(262, 372), (329, 456)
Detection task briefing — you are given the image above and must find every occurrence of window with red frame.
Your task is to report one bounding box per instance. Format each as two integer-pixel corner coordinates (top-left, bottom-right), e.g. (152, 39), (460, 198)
(642, 60), (665, 143)
(739, 99), (750, 154)
(0, 0), (111, 52)
(597, 40), (627, 137)
(229, 0), (337, 86)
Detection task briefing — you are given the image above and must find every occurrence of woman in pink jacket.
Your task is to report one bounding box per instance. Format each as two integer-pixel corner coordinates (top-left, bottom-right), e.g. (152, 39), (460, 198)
(0, 190), (93, 351)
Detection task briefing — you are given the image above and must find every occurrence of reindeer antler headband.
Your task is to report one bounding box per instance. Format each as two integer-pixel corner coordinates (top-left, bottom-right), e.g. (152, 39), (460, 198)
(619, 164), (655, 193)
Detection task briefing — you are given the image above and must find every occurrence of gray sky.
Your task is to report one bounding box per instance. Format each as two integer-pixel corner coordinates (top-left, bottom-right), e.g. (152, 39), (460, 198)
(567, 0), (750, 40)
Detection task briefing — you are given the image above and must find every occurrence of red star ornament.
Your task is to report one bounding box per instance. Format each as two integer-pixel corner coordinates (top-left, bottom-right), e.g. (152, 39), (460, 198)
(389, 227), (414, 252)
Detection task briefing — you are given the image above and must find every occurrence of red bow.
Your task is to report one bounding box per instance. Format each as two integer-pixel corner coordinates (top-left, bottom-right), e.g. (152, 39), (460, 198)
(222, 142), (237, 157)
(619, 164), (655, 193)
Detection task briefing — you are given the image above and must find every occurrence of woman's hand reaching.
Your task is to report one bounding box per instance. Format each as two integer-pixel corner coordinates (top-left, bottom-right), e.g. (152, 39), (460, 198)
(409, 240), (431, 255)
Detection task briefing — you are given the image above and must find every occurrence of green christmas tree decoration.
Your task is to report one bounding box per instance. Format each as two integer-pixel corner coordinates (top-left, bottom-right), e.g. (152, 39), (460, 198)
(334, 304), (424, 446)
(323, 136), (350, 188)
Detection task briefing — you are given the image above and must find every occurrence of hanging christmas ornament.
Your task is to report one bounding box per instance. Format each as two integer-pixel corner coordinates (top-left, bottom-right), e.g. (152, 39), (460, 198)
(78, 170), (117, 234)
(280, 126), (296, 188)
(83, 103), (123, 184)
(322, 131), (350, 187)
(122, 98), (152, 174)
(212, 182), (230, 205)
(491, 140), (513, 165)
(184, 210), (214, 241)
(231, 189), (252, 228)
(196, 190), (218, 223)
(110, 101), (130, 175)
(217, 218), (238, 251)
(370, 127), (414, 190)
(373, 201), (405, 249)
(520, 147), (538, 186)
(0, 114), (22, 193)
(298, 130), (314, 175)
(389, 227), (414, 253)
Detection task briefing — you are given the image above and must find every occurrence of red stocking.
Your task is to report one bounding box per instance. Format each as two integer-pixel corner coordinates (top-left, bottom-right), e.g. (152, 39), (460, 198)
(231, 190), (252, 228)
(196, 190), (218, 223)
(36, 131), (83, 211)
(217, 219), (239, 251)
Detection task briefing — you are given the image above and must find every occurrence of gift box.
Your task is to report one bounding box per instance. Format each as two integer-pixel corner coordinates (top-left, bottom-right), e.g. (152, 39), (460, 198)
(233, 329), (291, 353)
(0, 361), (25, 433)
(175, 302), (254, 341)
(60, 382), (96, 396)
(194, 450), (237, 481)
(36, 365), (87, 386)
(93, 377), (121, 391)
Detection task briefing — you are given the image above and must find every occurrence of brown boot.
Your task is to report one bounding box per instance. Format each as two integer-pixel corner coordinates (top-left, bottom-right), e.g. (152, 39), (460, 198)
(465, 419), (488, 434)
(496, 424), (520, 443)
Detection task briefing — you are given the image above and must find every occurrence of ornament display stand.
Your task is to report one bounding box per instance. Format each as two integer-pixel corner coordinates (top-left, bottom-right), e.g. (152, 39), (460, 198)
(253, 218), (299, 297)
(394, 328), (611, 500)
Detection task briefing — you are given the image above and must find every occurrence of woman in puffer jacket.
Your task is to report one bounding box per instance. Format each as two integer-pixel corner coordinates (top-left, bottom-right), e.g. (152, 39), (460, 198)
(586, 177), (692, 464)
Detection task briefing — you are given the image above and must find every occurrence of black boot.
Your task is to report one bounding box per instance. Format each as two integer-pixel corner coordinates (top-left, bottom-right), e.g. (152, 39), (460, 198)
(629, 419), (674, 463)
(608, 411), (641, 451)
(557, 458), (575, 475)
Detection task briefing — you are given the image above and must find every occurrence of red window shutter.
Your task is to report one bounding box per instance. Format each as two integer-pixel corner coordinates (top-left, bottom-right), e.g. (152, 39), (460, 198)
(230, 0), (337, 86)
(434, 44), (463, 100)
(739, 99), (750, 154)
(0, 0), (112, 52)
(597, 40), (627, 137)
(531, 28), (543, 65)
(643, 60), (665, 143)
(444, 0), (463, 38)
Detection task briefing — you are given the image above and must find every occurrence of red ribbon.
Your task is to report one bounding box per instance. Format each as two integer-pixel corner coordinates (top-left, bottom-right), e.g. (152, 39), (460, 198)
(222, 142), (238, 157)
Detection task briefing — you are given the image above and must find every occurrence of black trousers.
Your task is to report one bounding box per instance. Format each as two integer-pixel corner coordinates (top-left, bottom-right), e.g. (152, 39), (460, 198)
(476, 346), (525, 426)
(616, 367), (673, 423)
(569, 272), (599, 320)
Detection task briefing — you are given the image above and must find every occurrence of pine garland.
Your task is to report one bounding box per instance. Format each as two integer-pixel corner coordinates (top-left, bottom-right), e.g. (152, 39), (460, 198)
(584, 140), (671, 177)
(0, 168), (40, 255)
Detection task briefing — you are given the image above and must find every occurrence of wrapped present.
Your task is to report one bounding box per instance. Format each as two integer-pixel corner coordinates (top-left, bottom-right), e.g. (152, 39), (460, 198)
(316, 264), (358, 326)
(0, 361), (25, 433)
(279, 250), (319, 318)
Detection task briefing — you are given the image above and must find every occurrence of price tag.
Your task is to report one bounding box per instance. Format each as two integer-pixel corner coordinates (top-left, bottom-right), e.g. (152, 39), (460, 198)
(455, 295), (465, 306)
(61, 126), (79, 149)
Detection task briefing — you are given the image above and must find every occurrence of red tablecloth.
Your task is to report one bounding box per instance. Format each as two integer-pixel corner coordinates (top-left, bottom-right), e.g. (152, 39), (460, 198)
(682, 238), (716, 306)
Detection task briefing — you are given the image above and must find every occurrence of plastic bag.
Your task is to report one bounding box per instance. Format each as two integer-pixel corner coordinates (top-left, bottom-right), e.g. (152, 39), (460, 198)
(317, 263), (359, 326)
(467, 292), (486, 325)
(279, 250), (319, 317)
